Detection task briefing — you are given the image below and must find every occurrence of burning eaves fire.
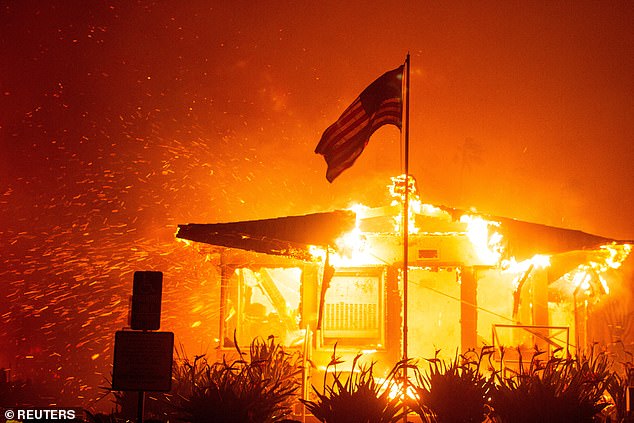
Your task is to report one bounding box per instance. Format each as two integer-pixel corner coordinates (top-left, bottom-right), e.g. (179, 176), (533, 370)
(308, 175), (631, 296)
(176, 174), (630, 298)
(310, 175), (506, 267)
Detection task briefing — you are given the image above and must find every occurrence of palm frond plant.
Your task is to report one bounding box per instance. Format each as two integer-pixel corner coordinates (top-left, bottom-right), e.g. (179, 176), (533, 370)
(490, 346), (612, 423)
(410, 347), (494, 423)
(589, 353), (634, 423)
(300, 345), (405, 423)
(602, 370), (626, 423)
(176, 335), (302, 423)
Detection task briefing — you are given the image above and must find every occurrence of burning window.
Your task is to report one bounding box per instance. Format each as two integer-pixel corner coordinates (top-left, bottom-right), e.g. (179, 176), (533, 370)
(223, 267), (302, 348)
(319, 267), (385, 348)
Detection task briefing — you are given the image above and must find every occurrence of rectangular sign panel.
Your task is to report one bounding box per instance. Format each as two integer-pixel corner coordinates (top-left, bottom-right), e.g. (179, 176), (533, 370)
(130, 270), (163, 330)
(112, 331), (173, 392)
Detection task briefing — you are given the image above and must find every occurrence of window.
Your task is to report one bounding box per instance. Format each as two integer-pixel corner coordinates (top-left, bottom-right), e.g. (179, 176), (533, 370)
(223, 267), (303, 348)
(320, 267), (385, 348)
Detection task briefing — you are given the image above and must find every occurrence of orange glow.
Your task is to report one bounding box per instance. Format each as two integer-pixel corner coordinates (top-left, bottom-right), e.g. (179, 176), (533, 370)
(310, 176), (512, 268)
(563, 244), (631, 295)
(595, 243), (631, 271)
(309, 202), (387, 266)
(598, 274), (610, 295)
(310, 179), (630, 302)
(571, 269), (593, 293)
(348, 203), (371, 224)
(460, 214), (504, 265)
(334, 228), (366, 257)
(388, 174), (423, 234)
(309, 228), (380, 267)
(502, 254), (551, 274)
(379, 376), (418, 401)
(419, 203), (451, 219)
(176, 237), (193, 247)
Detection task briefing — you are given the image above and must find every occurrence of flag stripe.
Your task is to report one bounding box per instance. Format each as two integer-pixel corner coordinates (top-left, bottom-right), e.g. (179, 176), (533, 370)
(317, 101), (366, 149)
(319, 97), (401, 151)
(315, 65), (403, 182)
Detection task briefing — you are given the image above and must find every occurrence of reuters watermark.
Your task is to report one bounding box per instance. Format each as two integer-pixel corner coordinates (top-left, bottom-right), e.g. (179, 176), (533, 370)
(3, 408), (77, 421)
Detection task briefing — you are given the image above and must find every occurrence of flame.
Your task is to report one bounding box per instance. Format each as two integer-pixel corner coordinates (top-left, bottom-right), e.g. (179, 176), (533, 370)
(598, 274), (610, 295)
(348, 203), (370, 225)
(308, 203), (379, 267)
(420, 203), (450, 219)
(460, 215), (504, 265)
(502, 254), (552, 290)
(377, 376), (418, 401)
(176, 237), (193, 246)
(388, 174), (422, 234)
(564, 244), (631, 296)
(571, 269), (593, 293)
(308, 228), (378, 267)
(333, 227), (376, 266)
(503, 254), (551, 274)
(594, 243), (631, 271)
(310, 179), (511, 268)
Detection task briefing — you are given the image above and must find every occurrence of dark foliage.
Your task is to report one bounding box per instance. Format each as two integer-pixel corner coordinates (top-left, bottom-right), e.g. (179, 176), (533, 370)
(410, 347), (494, 423)
(174, 335), (302, 423)
(489, 347), (612, 423)
(301, 345), (405, 423)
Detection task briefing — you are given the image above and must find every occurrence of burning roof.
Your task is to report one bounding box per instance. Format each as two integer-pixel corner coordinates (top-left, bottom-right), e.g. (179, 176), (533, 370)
(176, 204), (629, 263)
(437, 206), (623, 261)
(176, 210), (356, 260)
(176, 176), (631, 276)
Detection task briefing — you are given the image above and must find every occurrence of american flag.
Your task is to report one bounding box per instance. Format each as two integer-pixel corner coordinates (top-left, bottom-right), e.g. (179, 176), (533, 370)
(315, 65), (404, 182)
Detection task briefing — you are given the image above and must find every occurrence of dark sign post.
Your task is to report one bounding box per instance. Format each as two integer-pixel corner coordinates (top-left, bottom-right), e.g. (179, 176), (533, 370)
(112, 331), (174, 423)
(625, 369), (634, 421)
(113, 271), (172, 423)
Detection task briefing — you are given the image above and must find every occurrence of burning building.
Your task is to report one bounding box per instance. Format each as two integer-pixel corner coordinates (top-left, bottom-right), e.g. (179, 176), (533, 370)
(175, 176), (632, 374)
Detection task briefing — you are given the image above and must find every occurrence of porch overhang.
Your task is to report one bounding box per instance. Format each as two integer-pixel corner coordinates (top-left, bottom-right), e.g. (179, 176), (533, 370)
(176, 210), (356, 260)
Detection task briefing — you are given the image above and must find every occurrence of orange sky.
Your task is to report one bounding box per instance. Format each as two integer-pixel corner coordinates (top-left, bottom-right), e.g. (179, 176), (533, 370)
(2, 1), (633, 240)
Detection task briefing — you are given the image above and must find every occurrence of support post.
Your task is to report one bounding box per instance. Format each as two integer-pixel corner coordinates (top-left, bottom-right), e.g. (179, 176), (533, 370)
(137, 390), (144, 423)
(460, 267), (478, 353)
(401, 52), (411, 423)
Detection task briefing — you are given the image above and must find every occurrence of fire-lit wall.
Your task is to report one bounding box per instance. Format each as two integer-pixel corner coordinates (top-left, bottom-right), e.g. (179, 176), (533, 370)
(201, 233), (630, 376)
(407, 268), (461, 360)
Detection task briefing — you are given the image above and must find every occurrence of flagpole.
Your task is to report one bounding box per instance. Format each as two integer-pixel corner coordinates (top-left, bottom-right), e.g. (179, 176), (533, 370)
(402, 52), (411, 422)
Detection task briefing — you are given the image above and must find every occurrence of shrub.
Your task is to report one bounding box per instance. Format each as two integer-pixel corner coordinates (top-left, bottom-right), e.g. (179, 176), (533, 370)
(301, 346), (405, 423)
(176, 335), (302, 423)
(410, 348), (494, 423)
(489, 347), (612, 423)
